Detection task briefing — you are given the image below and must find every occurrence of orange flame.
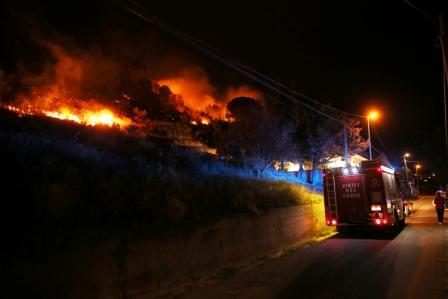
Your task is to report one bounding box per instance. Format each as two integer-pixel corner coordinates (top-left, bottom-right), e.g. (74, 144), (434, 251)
(42, 107), (129, 127)
(158, 66), (262, 123)
(5, 102), (131, 129)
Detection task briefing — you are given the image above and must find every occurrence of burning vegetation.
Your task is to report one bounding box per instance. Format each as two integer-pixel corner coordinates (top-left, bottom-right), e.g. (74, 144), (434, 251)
(0, 3), (367, 177)
(4, 99), (132, 128)
(1, 40), (261, 138)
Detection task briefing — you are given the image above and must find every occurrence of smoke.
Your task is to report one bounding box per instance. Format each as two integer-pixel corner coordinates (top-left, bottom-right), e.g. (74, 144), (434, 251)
(0, 3), (263, 126)
(17, 39), (135, 102)
(158, 66), (262, 120)
(158, 66), (217, 115)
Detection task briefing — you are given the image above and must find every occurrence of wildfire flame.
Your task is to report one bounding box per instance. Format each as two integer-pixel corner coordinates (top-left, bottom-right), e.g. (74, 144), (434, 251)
(158, 66), (262, 123)
(200, 118), (210, 125)
(5, 103), (131, 128)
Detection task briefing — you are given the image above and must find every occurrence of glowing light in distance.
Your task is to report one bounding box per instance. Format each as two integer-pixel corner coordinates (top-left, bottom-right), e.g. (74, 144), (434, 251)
(368, 111), (379, 120)
(371, 205), (382, 211)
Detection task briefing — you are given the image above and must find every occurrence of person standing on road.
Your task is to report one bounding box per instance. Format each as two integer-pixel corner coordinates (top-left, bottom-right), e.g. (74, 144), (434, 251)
(433, 191), (446, 224)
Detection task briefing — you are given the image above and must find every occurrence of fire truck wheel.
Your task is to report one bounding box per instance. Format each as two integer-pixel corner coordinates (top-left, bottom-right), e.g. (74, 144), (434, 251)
(393, 210), (405, 231)
(389, 210), (400, 232)
(399, 212), (406, 227)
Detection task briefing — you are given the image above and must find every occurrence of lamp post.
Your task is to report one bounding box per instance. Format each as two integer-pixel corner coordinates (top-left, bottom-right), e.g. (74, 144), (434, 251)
(403, 153), (411, 196)
(367, 111), (379, 160)
(403, 153), (410, 181)
(415, 164), (421, 196)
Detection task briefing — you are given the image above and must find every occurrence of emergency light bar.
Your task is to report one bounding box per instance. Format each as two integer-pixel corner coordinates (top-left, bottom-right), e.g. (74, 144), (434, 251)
(342, 166), (360, 175)
(380, 165), (395, 174)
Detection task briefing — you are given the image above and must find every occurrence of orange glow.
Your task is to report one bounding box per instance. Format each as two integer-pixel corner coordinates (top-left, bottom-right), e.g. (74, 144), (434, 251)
(2, 42), (133, 129)
(158, 66), (261, 121)
(368, 111), (379, 120)
(5, 100), (131, 129)
(158, 76), (221, 118)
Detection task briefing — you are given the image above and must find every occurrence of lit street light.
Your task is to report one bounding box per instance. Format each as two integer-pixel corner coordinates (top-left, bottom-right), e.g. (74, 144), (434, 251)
(367, 111), (379, 160)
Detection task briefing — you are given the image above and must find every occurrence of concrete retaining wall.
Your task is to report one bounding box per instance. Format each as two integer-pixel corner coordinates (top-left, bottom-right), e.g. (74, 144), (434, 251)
(8, 200), (333, 298)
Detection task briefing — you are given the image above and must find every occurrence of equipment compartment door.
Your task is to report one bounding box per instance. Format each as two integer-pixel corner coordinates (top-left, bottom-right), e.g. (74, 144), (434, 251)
(335, 175), (368, 222)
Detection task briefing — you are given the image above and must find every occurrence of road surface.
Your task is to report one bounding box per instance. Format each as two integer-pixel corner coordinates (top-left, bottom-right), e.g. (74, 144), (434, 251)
(184, 196), (448, 299)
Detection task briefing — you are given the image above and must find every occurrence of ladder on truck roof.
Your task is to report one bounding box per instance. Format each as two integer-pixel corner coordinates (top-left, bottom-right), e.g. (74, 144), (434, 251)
(326, 172), (338, 220)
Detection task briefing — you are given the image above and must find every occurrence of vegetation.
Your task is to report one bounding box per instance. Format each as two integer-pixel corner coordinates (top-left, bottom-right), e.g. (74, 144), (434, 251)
(0, 109), (322, 256)
(1, 133), (317, 223)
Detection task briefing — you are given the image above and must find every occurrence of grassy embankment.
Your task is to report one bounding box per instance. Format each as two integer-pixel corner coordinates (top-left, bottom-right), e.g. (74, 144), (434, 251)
(0, 109), (324, 255)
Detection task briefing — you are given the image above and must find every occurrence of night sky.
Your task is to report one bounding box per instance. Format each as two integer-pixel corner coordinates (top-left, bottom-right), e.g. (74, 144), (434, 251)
(1, 0), (447, 171)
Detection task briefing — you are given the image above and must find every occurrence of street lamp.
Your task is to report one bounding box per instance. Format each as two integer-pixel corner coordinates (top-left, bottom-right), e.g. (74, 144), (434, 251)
(403, 153), (411, 196)
(367, 111), (379, 160)
(415, 164), (421, 195)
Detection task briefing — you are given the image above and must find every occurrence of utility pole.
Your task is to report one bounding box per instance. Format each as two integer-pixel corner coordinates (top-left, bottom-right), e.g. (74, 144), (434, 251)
(403, 153), (412, 197)
(367, 116), (372, 160)
(439, 14), (448, 157)
(344, 123), (349, 167)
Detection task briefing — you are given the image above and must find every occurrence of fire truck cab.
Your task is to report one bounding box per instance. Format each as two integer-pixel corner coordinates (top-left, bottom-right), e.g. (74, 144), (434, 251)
(323, 160), (405, 232)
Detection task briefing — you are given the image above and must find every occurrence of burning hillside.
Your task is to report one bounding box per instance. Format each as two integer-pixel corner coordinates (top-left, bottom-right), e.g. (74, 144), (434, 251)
(5, 104), (129, 127)
(1, 40), (261, 135)
(4, 90), (132, 128)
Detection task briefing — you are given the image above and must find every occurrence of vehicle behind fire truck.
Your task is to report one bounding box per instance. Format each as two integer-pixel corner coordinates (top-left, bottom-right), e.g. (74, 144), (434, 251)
(323, 160), (405, 232)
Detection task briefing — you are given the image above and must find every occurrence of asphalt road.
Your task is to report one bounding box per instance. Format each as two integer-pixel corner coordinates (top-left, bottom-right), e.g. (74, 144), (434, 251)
(184, 196), (448, 299)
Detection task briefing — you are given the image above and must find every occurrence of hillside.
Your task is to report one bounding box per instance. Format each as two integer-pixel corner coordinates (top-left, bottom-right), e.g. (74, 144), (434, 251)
(0, 109), (322, 256)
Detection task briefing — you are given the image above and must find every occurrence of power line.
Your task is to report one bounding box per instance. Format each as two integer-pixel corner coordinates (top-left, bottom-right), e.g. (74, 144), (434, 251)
(443, 55), (448, 155)
(232, 61), (365, 118)
(440, 15), (448, 157)
(187, 34), (364, 118)
(163, 15), (364, 119)
(400, 0), (436, 24)
(114, 0), (396, 164)
(372, 126), (391, 156)
(113, 0), (361, 124)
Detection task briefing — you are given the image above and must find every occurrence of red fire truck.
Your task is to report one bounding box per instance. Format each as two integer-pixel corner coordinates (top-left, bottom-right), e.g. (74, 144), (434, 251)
(323, 160), (406, 232)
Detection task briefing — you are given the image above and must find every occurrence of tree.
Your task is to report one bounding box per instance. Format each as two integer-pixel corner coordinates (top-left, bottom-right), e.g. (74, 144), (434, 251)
(295, 110), (367, 170)
(215, 97), (297, 175)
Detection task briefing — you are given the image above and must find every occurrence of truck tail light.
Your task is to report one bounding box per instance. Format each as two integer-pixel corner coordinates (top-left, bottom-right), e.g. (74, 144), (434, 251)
(327, 219), (338, 225)
(372, 215), (388, 225)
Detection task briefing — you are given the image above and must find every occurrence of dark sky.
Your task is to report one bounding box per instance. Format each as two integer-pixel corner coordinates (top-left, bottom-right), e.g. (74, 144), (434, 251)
(145, 0), (447, 170)
(1, 0), (447, 171)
